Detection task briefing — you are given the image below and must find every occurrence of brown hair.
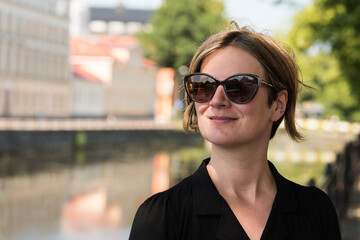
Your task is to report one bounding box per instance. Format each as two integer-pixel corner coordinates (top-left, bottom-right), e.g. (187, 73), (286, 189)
(183, 24), (305, 141)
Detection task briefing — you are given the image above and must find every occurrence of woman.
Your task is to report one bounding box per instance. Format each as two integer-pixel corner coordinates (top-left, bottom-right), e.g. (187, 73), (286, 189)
(129, 23), (341, 240)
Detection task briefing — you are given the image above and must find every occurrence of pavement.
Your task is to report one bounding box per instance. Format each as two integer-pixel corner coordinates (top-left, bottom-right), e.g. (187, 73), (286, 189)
(341, 180), (360, 240)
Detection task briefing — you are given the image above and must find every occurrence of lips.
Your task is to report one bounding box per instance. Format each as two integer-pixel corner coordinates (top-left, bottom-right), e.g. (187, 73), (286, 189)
(209, 116), (237, 124)
(210, 116), (236, 120)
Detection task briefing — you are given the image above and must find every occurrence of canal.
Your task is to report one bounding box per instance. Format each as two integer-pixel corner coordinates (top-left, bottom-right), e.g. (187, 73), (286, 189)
(0, 129), (355, 240)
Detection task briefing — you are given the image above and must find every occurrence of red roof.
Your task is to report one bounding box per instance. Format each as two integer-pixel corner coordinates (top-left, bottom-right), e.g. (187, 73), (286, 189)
(70, 35), (159, 83)
(72, 64), (104, 83)
(96, 35), (139, 49)
(72, 38), (107, 56)
(71, 35), (139, 57)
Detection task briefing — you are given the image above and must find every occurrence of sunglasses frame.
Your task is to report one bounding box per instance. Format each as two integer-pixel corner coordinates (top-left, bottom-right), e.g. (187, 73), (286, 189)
(184, 73), (274, 104)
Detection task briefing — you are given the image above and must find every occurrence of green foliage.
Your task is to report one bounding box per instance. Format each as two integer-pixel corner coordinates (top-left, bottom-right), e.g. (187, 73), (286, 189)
(294, 51), (359, 120)
(285, 0), (360, 121)
(137, 0), (227, 71)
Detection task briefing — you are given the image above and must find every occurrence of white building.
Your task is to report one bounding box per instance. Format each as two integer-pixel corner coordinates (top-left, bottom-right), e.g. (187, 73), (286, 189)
(107, 46), (158, 117)
(71, 66), (104, 117)
(0, 0), (71, 117)
(70, 35), (160, 118)
(69, 0), (89, 37)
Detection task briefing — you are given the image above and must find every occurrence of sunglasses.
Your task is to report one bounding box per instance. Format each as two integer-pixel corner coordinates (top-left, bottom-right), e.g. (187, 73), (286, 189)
(184, 73), (274, 104)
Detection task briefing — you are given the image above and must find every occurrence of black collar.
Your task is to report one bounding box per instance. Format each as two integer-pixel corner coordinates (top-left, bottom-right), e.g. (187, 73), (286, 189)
(192, 158), (298, 239)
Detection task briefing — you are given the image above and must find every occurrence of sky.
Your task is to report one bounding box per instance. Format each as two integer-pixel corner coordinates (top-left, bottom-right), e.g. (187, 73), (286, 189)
(83, 0), (312, 32)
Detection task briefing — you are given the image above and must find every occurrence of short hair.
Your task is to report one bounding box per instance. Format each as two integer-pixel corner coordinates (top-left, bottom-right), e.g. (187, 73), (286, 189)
(183, 24), (304, 142)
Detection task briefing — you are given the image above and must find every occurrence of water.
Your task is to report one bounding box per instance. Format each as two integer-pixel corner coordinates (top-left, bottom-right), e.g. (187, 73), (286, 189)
(0, 129), (353, 240)
(0, 136), (209, 240)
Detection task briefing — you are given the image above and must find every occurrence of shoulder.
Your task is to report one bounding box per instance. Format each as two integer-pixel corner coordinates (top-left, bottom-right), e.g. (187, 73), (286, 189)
(270, 161), (336, 212)
(270, 160), (341, 238)
(135, 158), (210, 214)
(281, 177), (341, 239)
(129, 174), (195, 240)
(139, 174), (194, 214)
(286, 178), (335, 210)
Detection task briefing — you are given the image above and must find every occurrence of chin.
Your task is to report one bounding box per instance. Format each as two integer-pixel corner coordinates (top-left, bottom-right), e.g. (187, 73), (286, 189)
(203, 136), (239, 148)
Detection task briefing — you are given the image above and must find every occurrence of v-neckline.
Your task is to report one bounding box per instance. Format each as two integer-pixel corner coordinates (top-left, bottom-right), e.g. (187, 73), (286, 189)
(218, 191), (278, 240)
(193, 159), (297, 239)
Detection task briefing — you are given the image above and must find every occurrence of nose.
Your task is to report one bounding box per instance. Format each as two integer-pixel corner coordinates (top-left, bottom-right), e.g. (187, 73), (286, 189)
(209, 85), (231, 108)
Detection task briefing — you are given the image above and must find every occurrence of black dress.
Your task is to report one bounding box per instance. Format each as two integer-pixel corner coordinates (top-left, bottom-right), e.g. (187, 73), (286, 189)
(129, 158), (341, 240)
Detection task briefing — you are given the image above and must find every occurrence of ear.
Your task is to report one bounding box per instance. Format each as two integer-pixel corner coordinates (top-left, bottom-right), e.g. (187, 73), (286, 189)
(271, 90), (288, 122)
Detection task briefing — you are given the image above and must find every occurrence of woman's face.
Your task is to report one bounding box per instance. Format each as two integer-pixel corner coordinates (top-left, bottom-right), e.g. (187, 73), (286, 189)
(195, 46), (277, 148)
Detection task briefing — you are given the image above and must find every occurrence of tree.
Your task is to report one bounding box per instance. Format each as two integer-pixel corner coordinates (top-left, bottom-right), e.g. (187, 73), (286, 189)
(294, 51), (359, 120)
(285, 0), (360, 121)
(137, 0), (226, 72)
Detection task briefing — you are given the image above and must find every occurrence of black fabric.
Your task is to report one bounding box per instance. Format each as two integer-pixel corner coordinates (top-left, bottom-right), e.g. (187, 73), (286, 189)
(129, 158), (341, 240)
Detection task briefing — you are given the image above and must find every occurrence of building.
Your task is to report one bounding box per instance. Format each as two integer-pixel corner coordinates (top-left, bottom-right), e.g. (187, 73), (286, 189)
(102, 35), (158, 118)
(70, 35), (161, 119)
(71, 65), (104, 117)
(88, 6), (153, 35)
(69, 3), (175, 120)
(69, 0), (90, 37)
(0, 0), (71, 118)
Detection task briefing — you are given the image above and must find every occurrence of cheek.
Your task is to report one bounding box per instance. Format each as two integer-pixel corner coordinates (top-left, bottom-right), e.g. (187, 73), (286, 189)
(194, 103), (208, 126)
(233, 103), (253, 117)
(194, 102), (205, 115)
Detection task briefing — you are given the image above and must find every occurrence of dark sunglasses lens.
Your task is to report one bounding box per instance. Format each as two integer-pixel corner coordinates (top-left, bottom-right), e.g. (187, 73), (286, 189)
(225, 76), (258, 103)
(186, 75), (217, 102)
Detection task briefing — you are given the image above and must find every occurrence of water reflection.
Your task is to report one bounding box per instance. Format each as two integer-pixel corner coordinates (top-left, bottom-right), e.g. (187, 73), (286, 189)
(0, 129), (347, 240)
(152, 153), (170, 194)
(0, 143), (210, 240)
(62, 188), (122, 231)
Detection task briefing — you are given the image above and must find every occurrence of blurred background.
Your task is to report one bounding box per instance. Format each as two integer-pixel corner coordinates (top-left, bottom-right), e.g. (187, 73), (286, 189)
(0, 0), (359, 239)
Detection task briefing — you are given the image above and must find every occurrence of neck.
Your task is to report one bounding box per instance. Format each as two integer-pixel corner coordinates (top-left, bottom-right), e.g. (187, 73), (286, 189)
(207, 141), (275, 202)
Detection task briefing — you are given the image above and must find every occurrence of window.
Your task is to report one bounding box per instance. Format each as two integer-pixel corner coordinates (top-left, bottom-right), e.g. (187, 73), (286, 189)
(126, 22), (143, 35)
(0, 41), (7, 74)
(89, 21), (107, 34)
(9, 44), (17, 76)
(108, 21), (125, 35)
